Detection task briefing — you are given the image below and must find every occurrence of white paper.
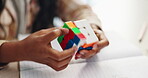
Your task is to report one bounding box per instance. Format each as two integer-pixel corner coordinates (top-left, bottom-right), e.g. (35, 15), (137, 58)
(20, 56), (148, 78)
(19, 31), (144, 78)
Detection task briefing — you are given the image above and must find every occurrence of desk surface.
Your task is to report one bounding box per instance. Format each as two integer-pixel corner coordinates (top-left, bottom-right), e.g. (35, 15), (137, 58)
(0, 62), (19, 78)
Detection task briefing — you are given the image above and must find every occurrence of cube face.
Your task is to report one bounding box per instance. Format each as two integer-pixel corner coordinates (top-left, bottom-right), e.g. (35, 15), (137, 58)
(59, 30), (75, 50)
(58, 21), (85, 50)
(74, 19), (98, 44)
(57, 19), (98, 52)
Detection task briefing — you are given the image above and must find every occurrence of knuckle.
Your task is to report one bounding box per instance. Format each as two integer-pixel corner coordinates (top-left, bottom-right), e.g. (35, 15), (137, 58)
(48, 64), (62, 71)
(52, 30), (60, 36)
(106, 40), (109, 46)
(34, 38), (43, 43)
(40, 29), (46, 32)
(55, 53), (62, 61)
(57, 63), (61, 68)
(54, 61), (62, 68)
(55, 68), (61, 71)
(46, 64), (52, 68)
(55, 66), (67, 71)
(52, 66), (61, 71)
(36, 38), (42, 42)
(47, 63), (66, 71)
(51, 31), (57, 35)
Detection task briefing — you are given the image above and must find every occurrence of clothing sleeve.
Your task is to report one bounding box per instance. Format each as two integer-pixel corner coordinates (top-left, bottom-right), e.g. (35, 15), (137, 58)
(56, 0), (102, 29)
(0, 0), (18, 40)
(0, 40), (9, 70)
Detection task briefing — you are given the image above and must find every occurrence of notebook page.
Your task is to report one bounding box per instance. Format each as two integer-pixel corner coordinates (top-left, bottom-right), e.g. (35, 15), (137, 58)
(20, 56), (148, 78)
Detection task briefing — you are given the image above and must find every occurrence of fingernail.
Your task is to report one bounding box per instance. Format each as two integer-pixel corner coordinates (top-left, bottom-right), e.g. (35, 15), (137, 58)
(62, 28), (69, 34)
(75, 55), (81, 60)
(76, 54), (81, 58)
(79, 52), (85, 55)
(73, 46), (78, 51)
(75, 57), (80, 60)
(93, 44), (98, 49)
(53, 29), (60, 32)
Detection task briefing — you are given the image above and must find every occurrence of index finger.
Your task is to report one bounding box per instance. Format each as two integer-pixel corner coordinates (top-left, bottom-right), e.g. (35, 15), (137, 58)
(94, 30), (109, 47)
(58, 46), (77, 61)
(47, 46), (77, 61)
(42, 28), (69, 43)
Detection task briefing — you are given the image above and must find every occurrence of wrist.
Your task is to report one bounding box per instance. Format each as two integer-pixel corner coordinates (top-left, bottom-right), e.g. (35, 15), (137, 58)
(0, 41), (22, 62)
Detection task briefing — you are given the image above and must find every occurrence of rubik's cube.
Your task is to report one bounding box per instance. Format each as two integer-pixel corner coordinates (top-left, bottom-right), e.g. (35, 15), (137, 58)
(57, 19), (98, 52)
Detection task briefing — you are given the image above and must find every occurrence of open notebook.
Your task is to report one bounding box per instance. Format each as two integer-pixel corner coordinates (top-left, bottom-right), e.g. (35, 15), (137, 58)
(19, 31), (146, 78)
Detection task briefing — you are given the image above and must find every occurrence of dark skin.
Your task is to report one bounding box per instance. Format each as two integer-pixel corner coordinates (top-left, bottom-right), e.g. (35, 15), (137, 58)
(0, 28), (77, 71)
(75, 25), (109, 59)
(0, 25), (109, 71)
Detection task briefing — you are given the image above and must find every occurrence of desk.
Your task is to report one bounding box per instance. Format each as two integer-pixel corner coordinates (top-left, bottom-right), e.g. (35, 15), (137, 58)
(0, 62), (19, 78)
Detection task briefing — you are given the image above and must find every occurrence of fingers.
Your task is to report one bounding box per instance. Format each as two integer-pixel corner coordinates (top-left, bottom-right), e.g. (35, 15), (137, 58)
(35, 59), (69, 71)
(48, 56), (72, 67)
(59, 46), (77, 60)
(43, 46), (77, 71)
(38, 46), (77, 71)
(42, 28), (69, 43)
(94, 29), (109, 47)
(47, 64), (68, 71)
(47, 46), (77, 61)
(49, 64), (69, 71)
(99, 36), (109, 47)
(33, 27), (57, 35)
(77, 39), (108, 59)
(75, 29), (109, 59)
(76, 50), (97, 59)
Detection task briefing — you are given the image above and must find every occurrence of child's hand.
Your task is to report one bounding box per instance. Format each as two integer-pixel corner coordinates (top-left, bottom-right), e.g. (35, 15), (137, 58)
(0, 28), (77, 71)
(75, 25), (109, 59)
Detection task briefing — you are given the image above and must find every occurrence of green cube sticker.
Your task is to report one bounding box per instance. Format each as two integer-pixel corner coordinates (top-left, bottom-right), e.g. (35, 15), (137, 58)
(62, 23), (70, 29)
(72, 28), (81, 34)
(57, 35), (64, 43)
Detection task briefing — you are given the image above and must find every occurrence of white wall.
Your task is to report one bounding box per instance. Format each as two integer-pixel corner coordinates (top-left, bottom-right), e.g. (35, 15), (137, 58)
(89, 0), (148, 46)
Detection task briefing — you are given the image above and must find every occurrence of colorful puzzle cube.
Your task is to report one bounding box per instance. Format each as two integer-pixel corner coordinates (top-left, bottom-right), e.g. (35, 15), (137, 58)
(57, 21), (86, 50)
(57, 19), (98, 53)
(73, 19), (98, 45)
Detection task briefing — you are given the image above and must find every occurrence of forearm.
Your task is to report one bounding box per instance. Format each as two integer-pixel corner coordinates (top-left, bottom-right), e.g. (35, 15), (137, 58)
(71, 5), (101, 28)
(57, 0), (102, 29)
(74, 7), (102, 30)
(0, 41), (22, 63)
(0, 40), (9, 69)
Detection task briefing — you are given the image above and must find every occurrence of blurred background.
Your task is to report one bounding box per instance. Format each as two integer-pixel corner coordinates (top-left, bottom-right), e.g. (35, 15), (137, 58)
(2, 0), (148, 54)
(86, 0), (148, 54)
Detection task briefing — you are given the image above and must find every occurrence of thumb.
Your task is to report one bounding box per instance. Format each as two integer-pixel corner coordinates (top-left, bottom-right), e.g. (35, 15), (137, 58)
(59, 46), (78, 61)
(42, 28), (69, 43)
